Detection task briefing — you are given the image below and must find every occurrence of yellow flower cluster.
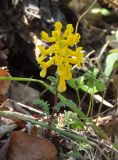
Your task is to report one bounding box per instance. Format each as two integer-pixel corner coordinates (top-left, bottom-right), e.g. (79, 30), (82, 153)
(37, 21), (84, 92)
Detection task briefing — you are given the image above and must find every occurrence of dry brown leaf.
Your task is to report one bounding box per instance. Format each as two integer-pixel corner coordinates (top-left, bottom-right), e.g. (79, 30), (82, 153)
(0, 68), (11, 95)
(95, 116), (118, 138)
(9, 82), (39, 105)
(102, 117), (118, 138)
(6, 131), (57, 160)
(111, 73), (118, 96)
(94, 115), (113, 126)
(93, 116), (118, 139)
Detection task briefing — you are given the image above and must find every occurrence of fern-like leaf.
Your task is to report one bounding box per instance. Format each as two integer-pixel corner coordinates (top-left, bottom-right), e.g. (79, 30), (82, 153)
(55, 101), (66, 112)
(33, 99), (50, 115)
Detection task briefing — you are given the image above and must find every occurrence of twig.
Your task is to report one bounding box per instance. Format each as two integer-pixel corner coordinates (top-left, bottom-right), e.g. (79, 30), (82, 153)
(19, 76), (33, 100)
(90, 141), (110, 160)
(89, 136), (118, 155)
(96, 40), (110, 61)
(5, 99), (44, 115)
(75, 0), (97, 33)
(85, 50), (95, 59)
(93, 94), (114, 108)
(39, 88), (48, 98)
(0, 111), (37, 121)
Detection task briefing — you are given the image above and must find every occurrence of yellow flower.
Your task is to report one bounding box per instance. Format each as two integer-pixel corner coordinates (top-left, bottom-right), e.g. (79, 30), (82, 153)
(64, 24), (74, 37)
(55, 21), (62, 30)
(52, 30), (61, 40)
(36, 21), (84, 92)
(41, 31), (49, 42)
(58, 76), (66, 92)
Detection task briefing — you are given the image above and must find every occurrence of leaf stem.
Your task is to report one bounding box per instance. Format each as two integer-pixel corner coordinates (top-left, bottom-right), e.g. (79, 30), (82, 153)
(47, 78), (59, 136)
(76, 89), (81, 107)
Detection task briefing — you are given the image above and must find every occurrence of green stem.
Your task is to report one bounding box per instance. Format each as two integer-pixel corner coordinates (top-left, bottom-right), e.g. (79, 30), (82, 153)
(87, 95), (91, 116)
(76, 89), (80, 107)
(47, 79), (59, 136)
(87, 94), (94, 117)
(90, 94), (94, 117)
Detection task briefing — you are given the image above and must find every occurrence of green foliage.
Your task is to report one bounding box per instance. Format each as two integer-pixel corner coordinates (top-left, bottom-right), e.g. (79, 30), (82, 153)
(47, 75), (59, 91)
(104, 49), (118, 77)
(47, 75), (58, 86)
(84, 68), (105, 93)
(91, 8), (110, 16)
(64, 111), (84, 129)
(55, 101), (66, 112)
(113, 144), (118, 151)
(68, 67), (105, 95)
(33, 99), (50, 115)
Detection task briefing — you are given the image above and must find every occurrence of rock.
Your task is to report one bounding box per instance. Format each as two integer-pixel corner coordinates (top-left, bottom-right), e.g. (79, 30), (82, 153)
(6, 131), (57, 160)
(9, 82), (40, 105)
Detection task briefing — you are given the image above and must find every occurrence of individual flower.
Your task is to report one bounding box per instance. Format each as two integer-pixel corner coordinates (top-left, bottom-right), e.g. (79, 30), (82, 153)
(37, 21), (84, 92)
